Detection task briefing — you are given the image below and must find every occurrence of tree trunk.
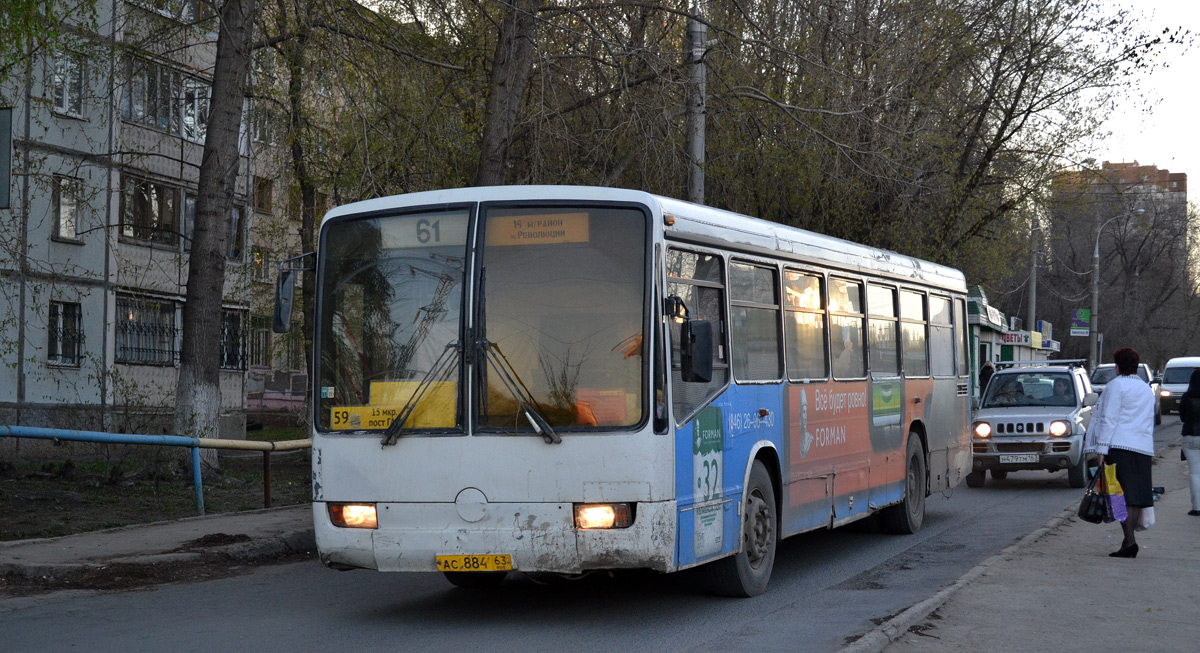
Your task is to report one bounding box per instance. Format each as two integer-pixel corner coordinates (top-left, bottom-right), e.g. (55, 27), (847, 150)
(473, 0), (538, 187)
(173, 0), (255, 468)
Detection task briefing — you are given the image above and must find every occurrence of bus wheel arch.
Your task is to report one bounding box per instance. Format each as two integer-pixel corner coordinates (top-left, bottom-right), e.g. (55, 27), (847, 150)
(881, 430), (927, 535)
(707, 451), (779, 597)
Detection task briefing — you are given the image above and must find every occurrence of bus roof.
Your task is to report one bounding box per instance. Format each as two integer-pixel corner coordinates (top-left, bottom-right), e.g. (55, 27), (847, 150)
(322, 185), (966, 292)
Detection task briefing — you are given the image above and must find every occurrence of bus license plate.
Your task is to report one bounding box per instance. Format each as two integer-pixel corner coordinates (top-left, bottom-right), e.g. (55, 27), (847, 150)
(999, 454), (1039, 464)
(435, 554), (513, 572)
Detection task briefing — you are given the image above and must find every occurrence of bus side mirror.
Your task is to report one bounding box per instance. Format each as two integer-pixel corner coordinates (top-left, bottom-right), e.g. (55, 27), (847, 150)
(274, 269), (295, 333)
(680, 319), (713, 383)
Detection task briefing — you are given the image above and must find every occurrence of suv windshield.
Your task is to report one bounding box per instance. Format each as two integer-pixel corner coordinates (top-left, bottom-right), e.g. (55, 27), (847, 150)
(982, 372), (1077, 408)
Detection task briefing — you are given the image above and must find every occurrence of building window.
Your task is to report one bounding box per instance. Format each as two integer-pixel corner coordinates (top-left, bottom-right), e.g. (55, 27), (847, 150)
(229, 206), (245, 260)
(50, 51), (85, 117)
(182, 76), (210, 142)
(250, 247), (273, 282)
(250, 316), (271, 367)
(121, 175), (179, 245)
(253, 176), (273, 213)
(122, 57), (210, 140)
(116, 295), (178, 365)
(53, 176), (82, 240)
(48, 301), (84, 367)
(221, 309), (247, 370)
(182, 193), (196, 250)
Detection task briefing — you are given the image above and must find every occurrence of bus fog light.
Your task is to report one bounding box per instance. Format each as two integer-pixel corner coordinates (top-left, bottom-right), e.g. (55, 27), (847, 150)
(329, 503), (378, 529)
(574, 503), (632, 529)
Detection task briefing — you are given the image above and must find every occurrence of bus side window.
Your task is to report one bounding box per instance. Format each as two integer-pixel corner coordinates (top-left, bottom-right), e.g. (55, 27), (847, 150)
(929, 295), (954, 376)
(954, 298), (969, 377)
(784, 269), (828, 380)
(867, 284), (899, 376)
(666, 248), (729, 422)
(730, 261), (782, 382)
(830, 278), (865, 379)
(900, 290), (928, 377)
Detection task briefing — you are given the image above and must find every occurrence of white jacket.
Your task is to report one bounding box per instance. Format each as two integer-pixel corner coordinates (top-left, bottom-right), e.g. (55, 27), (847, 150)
(1086, 374), (1155, 456)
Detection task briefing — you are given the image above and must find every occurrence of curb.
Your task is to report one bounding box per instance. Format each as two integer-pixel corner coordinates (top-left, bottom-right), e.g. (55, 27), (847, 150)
(838, 506), (1076, 653)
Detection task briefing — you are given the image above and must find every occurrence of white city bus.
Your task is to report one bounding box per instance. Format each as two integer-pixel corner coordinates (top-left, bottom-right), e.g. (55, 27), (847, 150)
(280, 186), (971, 596)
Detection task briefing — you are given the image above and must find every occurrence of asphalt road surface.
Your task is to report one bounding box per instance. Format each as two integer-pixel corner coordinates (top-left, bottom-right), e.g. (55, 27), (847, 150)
(1, 417), (1181, 653)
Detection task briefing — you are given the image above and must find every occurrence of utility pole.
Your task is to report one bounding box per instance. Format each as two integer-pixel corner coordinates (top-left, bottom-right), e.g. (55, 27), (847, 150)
(686, 6), (706, 204)
(1027, 208), (1038, 336)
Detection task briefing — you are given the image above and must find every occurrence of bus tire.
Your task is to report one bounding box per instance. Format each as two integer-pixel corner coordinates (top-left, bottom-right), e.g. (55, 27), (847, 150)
(443, 571), (508, 589)
(882, 434), (926, 535)
(708, 460), (777, 597)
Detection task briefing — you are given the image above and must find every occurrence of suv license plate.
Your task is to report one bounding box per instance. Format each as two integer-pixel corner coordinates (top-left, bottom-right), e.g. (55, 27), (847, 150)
(435, 554), (513, 572)
(999, 454), (1039, 464)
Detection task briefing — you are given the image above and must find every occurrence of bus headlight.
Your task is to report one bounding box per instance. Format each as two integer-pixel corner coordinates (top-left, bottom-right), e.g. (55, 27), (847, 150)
(329, 503), (378, 529)
(1049, 420), (1070, 437)
(972, 422), (992, 438)
(574, 503), (633, 529)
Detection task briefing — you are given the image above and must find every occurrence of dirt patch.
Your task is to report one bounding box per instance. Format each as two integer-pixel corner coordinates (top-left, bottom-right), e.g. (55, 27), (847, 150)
(0, 549), (317, 598)
(0, 449), (312, 541)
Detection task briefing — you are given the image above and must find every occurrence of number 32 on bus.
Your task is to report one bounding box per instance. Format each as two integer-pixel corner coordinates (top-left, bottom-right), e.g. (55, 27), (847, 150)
(275, 185), (972, 596)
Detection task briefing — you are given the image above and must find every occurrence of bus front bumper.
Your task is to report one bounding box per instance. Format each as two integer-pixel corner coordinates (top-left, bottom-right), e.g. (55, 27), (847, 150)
(313, 500), (677, 574)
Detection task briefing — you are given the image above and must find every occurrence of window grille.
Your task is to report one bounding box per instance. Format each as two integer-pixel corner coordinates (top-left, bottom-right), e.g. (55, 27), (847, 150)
(48, 301), (84, 367)
(116, 295), (178, 365)
(221, 309), (247, 370)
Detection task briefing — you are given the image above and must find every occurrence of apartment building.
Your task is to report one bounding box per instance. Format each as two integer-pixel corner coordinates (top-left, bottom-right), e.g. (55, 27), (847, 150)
(0, 2), (300, 438)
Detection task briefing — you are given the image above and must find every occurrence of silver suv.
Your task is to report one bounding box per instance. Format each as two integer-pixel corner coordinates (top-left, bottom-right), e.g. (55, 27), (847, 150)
(968, 361), (1096, 488)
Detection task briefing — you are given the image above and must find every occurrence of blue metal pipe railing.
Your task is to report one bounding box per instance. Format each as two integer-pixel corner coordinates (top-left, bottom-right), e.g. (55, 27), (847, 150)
(0, 426), (312, 516)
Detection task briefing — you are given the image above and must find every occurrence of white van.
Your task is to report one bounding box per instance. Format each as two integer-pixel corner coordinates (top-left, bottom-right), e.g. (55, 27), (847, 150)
(1159, 356), (1200, 414)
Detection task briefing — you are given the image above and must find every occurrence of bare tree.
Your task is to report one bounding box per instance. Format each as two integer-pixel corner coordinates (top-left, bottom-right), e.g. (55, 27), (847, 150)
(173, 0), (256, 458)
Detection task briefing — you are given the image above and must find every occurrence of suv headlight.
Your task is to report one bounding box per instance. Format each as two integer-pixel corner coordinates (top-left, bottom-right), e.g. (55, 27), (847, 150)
(1048, 420), (1070, 437)
(972, 422), (992, 438)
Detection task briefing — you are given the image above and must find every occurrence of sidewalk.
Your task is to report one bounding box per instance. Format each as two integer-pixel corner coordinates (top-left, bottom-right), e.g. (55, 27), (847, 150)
(0, 503), (314, 579)
(846, 443), (1200, 653)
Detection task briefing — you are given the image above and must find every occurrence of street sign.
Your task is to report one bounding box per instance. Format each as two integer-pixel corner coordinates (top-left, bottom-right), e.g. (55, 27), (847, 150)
(1069, 308), (1089, 337)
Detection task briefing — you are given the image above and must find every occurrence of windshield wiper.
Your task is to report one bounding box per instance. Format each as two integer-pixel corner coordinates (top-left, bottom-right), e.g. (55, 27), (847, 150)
(477, 339), (561, 444)
(381, 341), (460, 447)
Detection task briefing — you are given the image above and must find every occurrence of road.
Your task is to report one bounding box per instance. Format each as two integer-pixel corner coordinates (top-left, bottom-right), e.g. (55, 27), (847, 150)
(1, 417), (1182, 653)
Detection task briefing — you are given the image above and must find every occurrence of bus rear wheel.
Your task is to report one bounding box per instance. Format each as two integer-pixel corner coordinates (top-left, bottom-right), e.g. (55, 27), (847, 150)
(443, 571), (508, 589)
(882, 434), (926, 534)
(708, 460), (777, 597)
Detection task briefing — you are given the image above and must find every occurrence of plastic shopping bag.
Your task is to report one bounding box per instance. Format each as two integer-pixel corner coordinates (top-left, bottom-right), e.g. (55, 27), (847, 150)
(1101, 464), (1128, 523)
(1103, 463), (1124, 496)
(1136, 506), (1156, 532)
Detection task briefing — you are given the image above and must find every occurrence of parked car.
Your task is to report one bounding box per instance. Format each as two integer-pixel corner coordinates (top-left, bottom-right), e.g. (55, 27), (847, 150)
(967, 361), (1096, 489)
(1089, 362), (1161, 425)
(1159, 356), (1200, 414)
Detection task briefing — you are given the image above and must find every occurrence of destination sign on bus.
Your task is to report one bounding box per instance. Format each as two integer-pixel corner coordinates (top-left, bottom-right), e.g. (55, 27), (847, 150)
(380, 211), (470, 249)
(486, 212), (589, 246)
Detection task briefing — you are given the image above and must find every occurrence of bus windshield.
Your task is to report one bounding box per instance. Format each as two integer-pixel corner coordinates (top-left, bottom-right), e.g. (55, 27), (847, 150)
(317, 204), (648, 433)
(319, 209), (470, 431)
(477, 206), (647, 431)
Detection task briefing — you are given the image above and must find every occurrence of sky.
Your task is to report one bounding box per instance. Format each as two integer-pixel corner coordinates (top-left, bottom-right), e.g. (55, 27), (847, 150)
(1098, 0), (1199, 183)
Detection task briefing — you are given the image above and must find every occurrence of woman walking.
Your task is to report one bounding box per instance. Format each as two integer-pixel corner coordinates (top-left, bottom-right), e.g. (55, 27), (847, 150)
(1177, 369), (1200, 517)
(1089, 347), (1156, 558)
